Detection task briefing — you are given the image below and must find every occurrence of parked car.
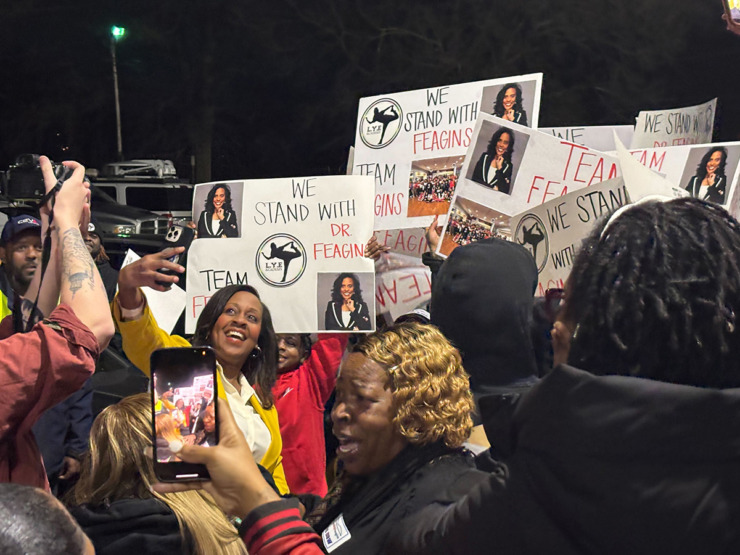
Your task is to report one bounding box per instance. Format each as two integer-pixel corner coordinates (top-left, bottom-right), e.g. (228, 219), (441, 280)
(90, 159), (194, 221)
(93, 179), (193, 221)
(0, 187), (170, 267)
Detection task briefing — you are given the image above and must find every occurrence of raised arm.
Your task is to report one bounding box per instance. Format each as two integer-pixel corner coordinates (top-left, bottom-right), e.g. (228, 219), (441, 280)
(40, 157), (113, 349)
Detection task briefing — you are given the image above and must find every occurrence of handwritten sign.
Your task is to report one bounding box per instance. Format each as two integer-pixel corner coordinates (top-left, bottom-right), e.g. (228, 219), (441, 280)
(631, 98), (716, 149)
(374, 265), (432, 322)
(121, 249), (186, 333)
(186, 176), (375, 333)
(615, 140), (740, 207)
(436, 114), (622, 257)
(352, 74), (543, 230)
(538, 125), (634, 153)
(510, 179), (630, 296)
(375, 228), (428, 258)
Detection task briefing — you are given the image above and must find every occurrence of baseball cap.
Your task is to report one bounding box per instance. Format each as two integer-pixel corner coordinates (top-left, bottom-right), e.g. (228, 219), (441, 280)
(1, 215), (41, 245)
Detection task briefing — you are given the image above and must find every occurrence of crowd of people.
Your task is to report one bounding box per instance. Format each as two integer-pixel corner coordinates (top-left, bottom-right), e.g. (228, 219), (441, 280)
(446, 211), (494, 246)
(3, 106), (740, 555)
(408, 172), (456, 203)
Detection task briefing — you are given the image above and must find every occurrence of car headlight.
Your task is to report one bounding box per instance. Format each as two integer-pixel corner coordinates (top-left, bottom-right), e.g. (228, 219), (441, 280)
(112, 225), (135, 235)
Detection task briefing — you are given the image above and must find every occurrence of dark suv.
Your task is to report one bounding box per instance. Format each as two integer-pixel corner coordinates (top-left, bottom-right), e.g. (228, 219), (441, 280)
(89, 186), (170, 260)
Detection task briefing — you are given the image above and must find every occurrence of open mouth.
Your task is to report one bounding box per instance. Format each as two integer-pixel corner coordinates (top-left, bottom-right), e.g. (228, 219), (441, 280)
(335, 434), (360, 456)
(225, 329), (246, 341)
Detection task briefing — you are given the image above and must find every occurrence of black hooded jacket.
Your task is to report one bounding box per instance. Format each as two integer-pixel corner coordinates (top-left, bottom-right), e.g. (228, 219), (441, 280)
(70, 498), (191, 554)
(430, 239), (539, 409)
(396, 364), (740, 554)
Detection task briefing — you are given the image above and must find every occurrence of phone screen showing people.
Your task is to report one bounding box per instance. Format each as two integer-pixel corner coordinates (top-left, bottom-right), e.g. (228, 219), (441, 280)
(150, 347), (218, 481)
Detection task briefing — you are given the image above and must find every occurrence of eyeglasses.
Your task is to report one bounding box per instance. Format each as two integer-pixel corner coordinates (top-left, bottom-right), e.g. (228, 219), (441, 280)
(544, 288), (565, 322)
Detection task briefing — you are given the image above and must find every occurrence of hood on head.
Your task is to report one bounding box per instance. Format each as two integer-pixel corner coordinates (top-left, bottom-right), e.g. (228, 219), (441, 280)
(431, 238), (539, 395)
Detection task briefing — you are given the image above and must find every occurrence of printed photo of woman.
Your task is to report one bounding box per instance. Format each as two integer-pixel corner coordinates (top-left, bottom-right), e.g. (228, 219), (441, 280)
(197, 183), (239, 238)
(323, 273), (372, 331)
(684, 146), (728, 204)
(471, 127), (515, 194)
(492, 83), (528, 126)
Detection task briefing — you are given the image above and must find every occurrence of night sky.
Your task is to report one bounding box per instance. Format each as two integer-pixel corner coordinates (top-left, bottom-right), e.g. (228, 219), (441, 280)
(1, 0), (738, 183)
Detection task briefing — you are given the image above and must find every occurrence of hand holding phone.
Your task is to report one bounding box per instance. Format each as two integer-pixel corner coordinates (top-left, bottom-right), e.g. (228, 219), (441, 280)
(155, 224), (195, 286)
(151, 347), (219, 482)
(152, 397), (281, 518)
(722, 0), (740, 34)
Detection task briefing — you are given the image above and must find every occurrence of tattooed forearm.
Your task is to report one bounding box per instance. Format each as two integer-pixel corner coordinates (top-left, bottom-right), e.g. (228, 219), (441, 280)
(60, 227), (96, 298)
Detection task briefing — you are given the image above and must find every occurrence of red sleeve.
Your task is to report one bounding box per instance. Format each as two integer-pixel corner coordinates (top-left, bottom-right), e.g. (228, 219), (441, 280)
(0, 304), (99, 442)
(240, 499), (323, 555)
(302, 333), (348, 409)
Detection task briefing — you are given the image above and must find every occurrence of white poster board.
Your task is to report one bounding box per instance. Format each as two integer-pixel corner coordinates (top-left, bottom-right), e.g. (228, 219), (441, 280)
(509, 178), (631, 295)
(538, 125), (634, 153)
(352, 74), (543, 230)
(630, 98), (716, 149)
(436, 114), (621, 257)
(120, 249), (186, 334)
(186, 176), (375, 333)
(620, 141), (740, 209)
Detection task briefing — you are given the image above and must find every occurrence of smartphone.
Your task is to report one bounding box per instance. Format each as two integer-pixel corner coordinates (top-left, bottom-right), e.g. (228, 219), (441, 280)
(150, 347), (218, 482)
(155, 224), (195, 286)
(723, 0), (740, 23)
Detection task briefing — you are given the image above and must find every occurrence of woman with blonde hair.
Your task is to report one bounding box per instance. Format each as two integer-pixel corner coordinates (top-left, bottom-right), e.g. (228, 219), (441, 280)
(308, 322), (487, 554)
(68, 394), (246, 555)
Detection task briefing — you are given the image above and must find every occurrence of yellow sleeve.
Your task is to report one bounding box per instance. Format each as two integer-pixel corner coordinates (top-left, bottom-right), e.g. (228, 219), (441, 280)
(112, 292), (191, 377)
(251, 397), (290, 495)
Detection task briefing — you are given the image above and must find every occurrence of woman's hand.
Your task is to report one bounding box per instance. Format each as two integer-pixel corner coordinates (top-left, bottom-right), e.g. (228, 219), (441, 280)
(215, 207), (224, 220)
(364, 236), (390, 261)
(425, 214), (442, 253)
(117, 247), (185, 309)
(344, 298), (356, 313)
(503, 108), (515, 121)
(493, 155), (504, 170)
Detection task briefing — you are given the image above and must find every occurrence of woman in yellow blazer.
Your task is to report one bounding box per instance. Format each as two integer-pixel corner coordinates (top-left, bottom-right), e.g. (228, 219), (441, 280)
(114, 251), (288, 494)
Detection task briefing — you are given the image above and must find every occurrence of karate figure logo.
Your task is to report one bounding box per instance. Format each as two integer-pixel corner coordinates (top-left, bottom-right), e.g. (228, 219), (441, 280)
(514, 214), (549, 273)
(256, 234), (307, 287)
(360, 98), (403, 149)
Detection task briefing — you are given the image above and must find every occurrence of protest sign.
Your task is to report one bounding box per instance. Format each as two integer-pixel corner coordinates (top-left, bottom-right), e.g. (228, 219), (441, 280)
(186, 176), (375, 333)
(619, 140), (740, 207)
(538, 125), (634, 153)
(436, 113), (622, 257)
(374, 265), (432, 323)
(374, 228), (428, 258)
(630, 98), (716, 149)
(352, 74), (543, 230)
(121, 249), (186, 333)
(509, 178), (631, 296)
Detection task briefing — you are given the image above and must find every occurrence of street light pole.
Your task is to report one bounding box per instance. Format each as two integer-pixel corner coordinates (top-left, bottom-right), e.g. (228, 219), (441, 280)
(110, 26), (126, 162)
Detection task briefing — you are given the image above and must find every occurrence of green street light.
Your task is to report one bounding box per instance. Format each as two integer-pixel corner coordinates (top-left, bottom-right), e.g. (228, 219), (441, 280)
(110, 25), (127, 160)
(111, 26), (126, 41)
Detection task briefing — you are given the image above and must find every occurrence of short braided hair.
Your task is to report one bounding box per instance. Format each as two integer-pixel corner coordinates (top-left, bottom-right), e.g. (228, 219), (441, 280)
(562, 197), (740, 388)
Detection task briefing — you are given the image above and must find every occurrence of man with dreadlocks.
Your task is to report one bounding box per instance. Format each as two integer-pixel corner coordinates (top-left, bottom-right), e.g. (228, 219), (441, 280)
(391, 197), (740, 554)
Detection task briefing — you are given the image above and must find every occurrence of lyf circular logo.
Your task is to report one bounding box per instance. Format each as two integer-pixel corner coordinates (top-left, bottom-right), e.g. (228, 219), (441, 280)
(514, 214), (549, 273)
(359, 98), (402, 149)
(255, 234), (307, 287)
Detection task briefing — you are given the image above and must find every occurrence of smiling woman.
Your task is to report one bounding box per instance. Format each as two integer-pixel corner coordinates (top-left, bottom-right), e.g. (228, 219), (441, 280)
(113, 252), (288, 494)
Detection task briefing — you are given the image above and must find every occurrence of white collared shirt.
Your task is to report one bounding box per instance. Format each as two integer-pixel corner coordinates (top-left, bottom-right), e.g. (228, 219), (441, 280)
(218, 365), (271, 463)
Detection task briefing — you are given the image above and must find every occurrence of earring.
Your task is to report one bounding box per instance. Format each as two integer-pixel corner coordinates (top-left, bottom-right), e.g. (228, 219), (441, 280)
(250, 345), (263, 359)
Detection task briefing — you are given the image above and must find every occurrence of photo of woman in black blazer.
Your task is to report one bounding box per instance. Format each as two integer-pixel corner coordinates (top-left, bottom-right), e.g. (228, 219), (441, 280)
(684, 146), (728, 204)
(324, 273), (371, 331)
(197, 183), (239, 238)
(492, 83), (528, 127)
(471, 127), (515, 194)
